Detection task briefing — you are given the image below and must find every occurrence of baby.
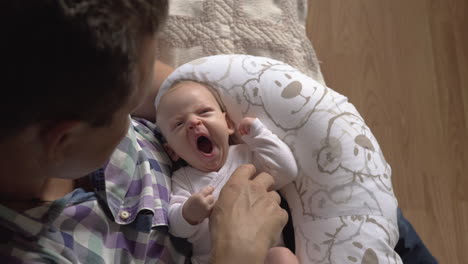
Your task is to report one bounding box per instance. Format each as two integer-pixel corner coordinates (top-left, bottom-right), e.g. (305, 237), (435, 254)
(156, 80), (298, 264)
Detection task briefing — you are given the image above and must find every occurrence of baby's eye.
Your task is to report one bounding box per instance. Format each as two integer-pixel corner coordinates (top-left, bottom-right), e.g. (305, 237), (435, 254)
(173, 121), (183, 129)
(200, 108), (213, 115)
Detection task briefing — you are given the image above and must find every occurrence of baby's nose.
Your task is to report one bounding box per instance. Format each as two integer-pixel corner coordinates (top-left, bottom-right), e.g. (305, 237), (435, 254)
(188, 117), (202, 129)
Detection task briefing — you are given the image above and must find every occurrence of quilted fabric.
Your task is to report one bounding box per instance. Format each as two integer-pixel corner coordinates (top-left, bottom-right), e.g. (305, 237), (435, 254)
(155, 0), (324, 84)
(156, 54), (403, 264)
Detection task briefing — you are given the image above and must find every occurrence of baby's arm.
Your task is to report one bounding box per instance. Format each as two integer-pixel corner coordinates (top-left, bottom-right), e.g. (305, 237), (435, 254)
(168, 172), (214, 238)
(182, 186), (215, 225)
(239, 117), (298, 190)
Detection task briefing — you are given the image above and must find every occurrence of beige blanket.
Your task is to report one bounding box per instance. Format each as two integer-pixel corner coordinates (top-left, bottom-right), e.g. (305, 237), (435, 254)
(156, 0), (324, 84)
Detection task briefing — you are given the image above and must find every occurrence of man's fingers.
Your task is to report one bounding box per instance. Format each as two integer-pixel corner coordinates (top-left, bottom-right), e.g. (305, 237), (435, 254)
(251, 171), (275, 191)
(226, 164), (257, 185)
(252, 191), (282, 212)
(267, 190), (281, 205)
(276, 207), (289, 229)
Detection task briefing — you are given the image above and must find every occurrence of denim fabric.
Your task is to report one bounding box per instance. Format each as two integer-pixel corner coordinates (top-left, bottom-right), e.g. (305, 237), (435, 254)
(395, 208), (438, 264)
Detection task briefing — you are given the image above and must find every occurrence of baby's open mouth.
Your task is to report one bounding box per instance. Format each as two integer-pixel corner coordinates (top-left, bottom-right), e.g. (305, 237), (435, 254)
(197, 136), (213, 154)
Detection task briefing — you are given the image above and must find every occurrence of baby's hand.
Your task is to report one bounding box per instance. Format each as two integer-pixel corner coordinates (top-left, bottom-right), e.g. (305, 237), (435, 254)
(238, 117), (256, 136)
(182, 186), (215, 225)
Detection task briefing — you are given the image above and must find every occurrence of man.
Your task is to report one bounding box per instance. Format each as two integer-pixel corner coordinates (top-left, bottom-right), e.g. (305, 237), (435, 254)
(0, 1), (286, 263)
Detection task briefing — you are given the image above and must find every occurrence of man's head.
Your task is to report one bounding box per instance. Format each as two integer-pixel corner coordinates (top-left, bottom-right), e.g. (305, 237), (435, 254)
(0, 0), (168, 180)
(156, 81), (235, 172)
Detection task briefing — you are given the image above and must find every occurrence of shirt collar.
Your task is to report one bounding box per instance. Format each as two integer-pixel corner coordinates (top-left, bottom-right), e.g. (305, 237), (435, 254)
(104, 118), (173, 227)
(0, 188), (94, 240)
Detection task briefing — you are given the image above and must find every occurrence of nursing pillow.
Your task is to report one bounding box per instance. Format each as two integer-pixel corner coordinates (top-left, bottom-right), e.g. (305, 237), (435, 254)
(156, 54), (402, 264)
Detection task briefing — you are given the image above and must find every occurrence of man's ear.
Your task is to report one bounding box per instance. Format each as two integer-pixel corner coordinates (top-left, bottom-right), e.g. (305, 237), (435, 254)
(163, 143), (180, 162)
(42, 121), (82, 163)
(224, 113), (235, 135)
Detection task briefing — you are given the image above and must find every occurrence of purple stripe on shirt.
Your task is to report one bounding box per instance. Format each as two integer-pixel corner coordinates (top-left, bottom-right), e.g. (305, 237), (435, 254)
(146, 239), (165, 258)
(76, 206), (109, 237)
(67, 205), (93, 222)
(136, 138), (158, 153)
(61, 232), (74, 249)
(152, 208), (168, 226)
(126, 174), (168, 200)
(105, 162), (130, 187)
(148, 158), (163, 172)
(155, 183), (170, 203)
(126, 173), (153, 197)
(103, 232), (150, 260)
(125, 173), (169, 202)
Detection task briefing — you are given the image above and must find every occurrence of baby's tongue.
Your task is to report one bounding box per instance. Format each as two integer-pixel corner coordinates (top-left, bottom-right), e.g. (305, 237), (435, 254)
(197, 136), (213, 154)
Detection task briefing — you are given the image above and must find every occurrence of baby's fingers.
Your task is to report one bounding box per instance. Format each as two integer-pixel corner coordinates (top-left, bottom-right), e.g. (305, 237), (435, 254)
(206, 194), (215, 207)
(199, 194), (215, 213)
(238, 123), (248, 135)
(200, 186), (215, 197)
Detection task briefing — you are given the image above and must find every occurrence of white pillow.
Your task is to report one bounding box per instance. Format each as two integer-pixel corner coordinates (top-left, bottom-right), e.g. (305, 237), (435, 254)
(156, 54), (402, 264)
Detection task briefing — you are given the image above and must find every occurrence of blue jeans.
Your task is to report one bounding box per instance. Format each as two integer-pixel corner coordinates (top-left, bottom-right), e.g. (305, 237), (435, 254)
(395, 208), (438, 263)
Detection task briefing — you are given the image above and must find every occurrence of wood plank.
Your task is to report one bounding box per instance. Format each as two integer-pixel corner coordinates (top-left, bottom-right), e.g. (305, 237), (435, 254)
(306, 0), (468, 263)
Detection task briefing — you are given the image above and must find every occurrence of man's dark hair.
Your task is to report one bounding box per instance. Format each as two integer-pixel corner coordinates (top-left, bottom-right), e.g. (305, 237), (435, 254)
(0, 0), (168, 140)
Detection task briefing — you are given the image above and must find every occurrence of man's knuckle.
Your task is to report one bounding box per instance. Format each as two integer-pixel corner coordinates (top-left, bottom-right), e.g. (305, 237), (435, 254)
(250, 181), (262, 190)
(239, 163), (256, 174)
(278, 208), (288, 222)
(224, 182), (242, 192)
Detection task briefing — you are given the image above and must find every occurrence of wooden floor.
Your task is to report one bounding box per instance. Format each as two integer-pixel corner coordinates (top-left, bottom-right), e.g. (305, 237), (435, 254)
(306, 0), (468, 263)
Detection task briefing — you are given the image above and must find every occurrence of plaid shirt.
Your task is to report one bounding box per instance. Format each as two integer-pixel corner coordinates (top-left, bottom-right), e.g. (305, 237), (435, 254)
(0, 118), (189, 263)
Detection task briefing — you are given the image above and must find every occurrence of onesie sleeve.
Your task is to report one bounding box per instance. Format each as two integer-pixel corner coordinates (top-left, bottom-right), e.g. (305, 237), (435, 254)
(241, 118), (298, 190)
(168, 169), (203, 239)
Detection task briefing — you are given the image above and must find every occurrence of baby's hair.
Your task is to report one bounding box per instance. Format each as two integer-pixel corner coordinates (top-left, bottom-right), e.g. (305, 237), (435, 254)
(165, 79), (227, 112)
(155, 79), (228, 125)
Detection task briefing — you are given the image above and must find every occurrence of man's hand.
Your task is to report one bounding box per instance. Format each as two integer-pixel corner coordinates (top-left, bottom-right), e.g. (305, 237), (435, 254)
(238, 117), (256, 136)
(182, 186), (215, 225)
(210, 164), (288, 263)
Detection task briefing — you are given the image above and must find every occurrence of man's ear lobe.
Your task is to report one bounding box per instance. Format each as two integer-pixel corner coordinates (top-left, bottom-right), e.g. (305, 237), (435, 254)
(43, 121), (81, 163)
(163, 143), (179, 162)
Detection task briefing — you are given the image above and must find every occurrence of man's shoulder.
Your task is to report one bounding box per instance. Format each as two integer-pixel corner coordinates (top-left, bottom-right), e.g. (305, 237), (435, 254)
(0, 192), (100, 264)
(0, 190), (187, 263)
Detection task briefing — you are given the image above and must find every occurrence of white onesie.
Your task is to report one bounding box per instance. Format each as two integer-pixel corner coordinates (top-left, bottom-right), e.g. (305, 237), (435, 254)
(168, 118), (298, 264)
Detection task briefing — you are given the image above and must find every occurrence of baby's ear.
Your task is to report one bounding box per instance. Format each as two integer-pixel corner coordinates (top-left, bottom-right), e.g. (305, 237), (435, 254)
(163, 143), (179, 162)
(224, 113), (235, 135)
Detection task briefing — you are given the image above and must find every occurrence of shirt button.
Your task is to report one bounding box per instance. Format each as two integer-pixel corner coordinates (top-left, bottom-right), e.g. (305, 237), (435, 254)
(120, 210), (131, 220)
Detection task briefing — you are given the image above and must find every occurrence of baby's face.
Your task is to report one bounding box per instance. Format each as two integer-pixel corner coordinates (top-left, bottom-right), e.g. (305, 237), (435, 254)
(157, 81), (234, 172)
